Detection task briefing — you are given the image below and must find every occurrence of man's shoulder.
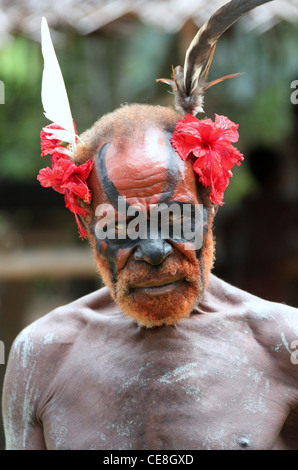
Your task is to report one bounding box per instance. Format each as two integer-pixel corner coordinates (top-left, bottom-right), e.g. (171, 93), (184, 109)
(2, 286), (120, 440)
(208, 274), (298, 322)
(207, 275), (298, 372)
(39, 284), (115, 335)
(238, 281), (295, 334)
(7, 286), (116, 372)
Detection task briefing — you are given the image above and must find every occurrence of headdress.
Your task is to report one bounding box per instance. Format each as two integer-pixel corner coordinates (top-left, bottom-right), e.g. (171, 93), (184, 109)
(37, 0), (273, 235)
(37, 18), (92, 238)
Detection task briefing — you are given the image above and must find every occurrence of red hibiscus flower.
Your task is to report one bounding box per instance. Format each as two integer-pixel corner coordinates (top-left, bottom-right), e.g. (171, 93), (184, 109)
(41, 122), (78, 157)
(41, 123), (65, 157)
(171, 114), (244, 205)
(38, 122), (93, 238)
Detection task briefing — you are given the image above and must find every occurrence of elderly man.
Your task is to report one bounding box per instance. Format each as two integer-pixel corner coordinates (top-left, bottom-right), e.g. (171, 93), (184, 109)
(2, 0), (298, 451)
(2, 103), (298, 450)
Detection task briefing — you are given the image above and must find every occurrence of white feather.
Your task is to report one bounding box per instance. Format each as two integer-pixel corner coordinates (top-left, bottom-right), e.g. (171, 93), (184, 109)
(41, 17), (76, 152)
(42, 127), (73, 142)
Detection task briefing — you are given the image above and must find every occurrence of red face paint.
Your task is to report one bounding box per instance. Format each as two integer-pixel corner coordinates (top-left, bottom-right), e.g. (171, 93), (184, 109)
(88, 125), (215, 327)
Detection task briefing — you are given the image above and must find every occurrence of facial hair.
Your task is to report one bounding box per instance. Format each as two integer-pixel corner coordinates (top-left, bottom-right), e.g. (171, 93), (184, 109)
(91, 230), (215, 328)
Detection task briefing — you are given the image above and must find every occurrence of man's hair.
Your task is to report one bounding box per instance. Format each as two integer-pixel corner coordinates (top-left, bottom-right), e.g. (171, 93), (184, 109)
(75, 103), (183, 164)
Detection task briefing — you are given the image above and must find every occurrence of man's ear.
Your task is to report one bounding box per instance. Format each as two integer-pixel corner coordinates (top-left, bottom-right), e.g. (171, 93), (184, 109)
(211, 204), (219, 218)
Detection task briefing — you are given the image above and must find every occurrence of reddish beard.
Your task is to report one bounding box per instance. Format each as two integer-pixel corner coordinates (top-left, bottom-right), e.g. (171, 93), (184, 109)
(91, 231), (215, 328)
(115, 250), (202, 327)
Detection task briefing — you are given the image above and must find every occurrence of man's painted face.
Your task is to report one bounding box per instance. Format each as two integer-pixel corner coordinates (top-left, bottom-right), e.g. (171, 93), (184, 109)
(88, 126), (214, 327)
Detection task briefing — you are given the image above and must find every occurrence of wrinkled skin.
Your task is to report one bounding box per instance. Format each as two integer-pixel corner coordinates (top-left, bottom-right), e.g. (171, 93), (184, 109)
(2, 124), (298, 450)
(88, 127), (214, 328)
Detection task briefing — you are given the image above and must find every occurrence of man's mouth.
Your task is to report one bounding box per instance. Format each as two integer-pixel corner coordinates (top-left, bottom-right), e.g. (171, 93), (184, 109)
(131, 277), (186, 296)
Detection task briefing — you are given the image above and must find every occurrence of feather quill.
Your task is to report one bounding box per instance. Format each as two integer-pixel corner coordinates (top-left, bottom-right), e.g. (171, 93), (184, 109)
(41, 17), (76, 153)
(157, 0), (273, 116)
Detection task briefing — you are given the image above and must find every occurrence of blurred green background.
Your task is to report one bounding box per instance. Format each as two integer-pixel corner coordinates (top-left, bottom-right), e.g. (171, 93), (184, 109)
(0, 1), (298, 449)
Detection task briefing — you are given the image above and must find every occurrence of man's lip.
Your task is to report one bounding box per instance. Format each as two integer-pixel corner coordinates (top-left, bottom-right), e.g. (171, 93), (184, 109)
(132, 278), (186, 295)
(133, 276), (184, 288)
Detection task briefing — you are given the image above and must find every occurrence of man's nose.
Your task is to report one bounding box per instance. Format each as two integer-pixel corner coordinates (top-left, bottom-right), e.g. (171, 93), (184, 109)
(133, 239), (173, 265)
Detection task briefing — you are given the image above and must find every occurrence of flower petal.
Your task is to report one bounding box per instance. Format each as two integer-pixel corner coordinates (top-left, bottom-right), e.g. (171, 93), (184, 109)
(214, 114), (239, 142)
(171, 113), (243, 204)
(38, 120), (92, 238)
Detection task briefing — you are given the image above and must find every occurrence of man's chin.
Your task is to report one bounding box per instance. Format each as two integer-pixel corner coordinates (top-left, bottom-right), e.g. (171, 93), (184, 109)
(115, 279), (201, 328)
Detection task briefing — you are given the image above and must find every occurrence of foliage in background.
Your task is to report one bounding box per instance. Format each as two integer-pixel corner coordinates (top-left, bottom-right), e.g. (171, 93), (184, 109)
(0, 20), (297, 205)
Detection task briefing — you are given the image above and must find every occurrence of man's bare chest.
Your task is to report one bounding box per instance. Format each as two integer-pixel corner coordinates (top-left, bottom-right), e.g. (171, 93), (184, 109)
(40, 325), (289, 450)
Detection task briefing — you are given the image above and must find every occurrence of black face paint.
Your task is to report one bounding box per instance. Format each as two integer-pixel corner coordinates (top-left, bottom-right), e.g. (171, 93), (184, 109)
(96, 142), (129, 211)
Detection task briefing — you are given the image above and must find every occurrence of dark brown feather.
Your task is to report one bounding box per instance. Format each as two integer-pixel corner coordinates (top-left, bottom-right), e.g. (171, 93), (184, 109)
(157, 0), (274, 116)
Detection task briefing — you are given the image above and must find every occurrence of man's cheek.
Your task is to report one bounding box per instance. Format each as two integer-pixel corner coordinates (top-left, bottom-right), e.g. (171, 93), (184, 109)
(171, 240), (200, 262)
(95, 239), (108, 255)
(96, 238), (134, 274)
(90, 238), (115, 290)
(115, 247), (133, 271)
(170, 226), (208, 261)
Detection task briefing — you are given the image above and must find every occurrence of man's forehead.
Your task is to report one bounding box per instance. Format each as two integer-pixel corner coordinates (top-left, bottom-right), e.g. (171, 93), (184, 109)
(90, 126), (199, 207)
(114, 126), (170, 162)
(106, 127), (173, 187)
